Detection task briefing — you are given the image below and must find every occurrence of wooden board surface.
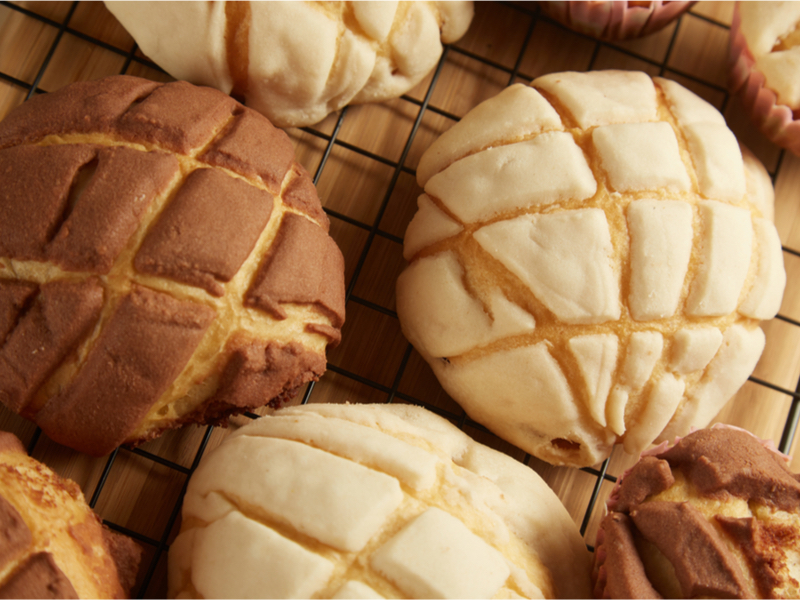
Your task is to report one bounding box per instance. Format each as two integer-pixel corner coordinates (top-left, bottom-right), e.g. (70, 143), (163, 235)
(1, 1), (799, 597)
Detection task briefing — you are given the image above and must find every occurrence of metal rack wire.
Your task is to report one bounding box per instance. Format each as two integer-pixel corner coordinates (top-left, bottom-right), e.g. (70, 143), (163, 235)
(1, 1), (798, 597)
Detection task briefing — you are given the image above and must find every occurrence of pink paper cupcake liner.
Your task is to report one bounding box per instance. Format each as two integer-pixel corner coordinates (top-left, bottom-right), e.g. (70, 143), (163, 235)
(540, 1), (696, 41)
(730, 2), (800, 156)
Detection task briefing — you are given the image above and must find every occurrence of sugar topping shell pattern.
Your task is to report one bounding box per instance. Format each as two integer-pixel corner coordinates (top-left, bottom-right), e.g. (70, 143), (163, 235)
(104, 1), (474, 128)
(0, 76), (346, 456)
(168, 403), (592, 599)
(397, 70), (786, 468)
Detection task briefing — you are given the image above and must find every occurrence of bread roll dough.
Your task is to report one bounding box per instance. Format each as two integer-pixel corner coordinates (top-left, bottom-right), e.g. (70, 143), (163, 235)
(104, 1), (474, 128)
(0, 76), (346, 456)
(397, 71), (786, 467)
(168, 403), (592, 599)
(0, 432), (140, 598)
(593, 426), (800, 598)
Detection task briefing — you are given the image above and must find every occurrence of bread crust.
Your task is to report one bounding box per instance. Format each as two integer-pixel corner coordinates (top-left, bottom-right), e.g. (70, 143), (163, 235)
(169, 403), (592, 599)
(0, 75), (346, 456)
(397, 71), (785, 467)
(594, 427), (800, 598)
(103, 1), (474, 128)
(0, 431), (141, 598)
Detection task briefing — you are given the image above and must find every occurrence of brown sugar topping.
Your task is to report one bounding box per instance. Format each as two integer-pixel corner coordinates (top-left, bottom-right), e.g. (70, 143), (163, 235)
(661, 427), (800, 511)
(0, 75), (345, 455)
(631, 501), (750, 598)
(200, 107), (294, 194)
(246, 212), (346, 329)
(115, 80), (237, 154)
(716, 515), (796, 598)
(0, 279), (103, 414)
(596, 428), (800, 598)
(0, 144), (97, 261)
(34, 286), (215, 456)
(135, 168), (274, 296)
(48, 145), (179, 274)
(281, 163), (329, 227)
(197, 338), (328, 424)
(0, 552), (78, 599)
(0, 76), (160, 148)
(0, 494), (32, 573)
(612, 456), (675, 514)
(0, 280), (37, 342)
(598, 513), (662, 599)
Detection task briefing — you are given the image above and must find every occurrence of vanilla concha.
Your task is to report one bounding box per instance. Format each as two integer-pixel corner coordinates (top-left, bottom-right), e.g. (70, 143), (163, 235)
(168, 403), (591, 599)
(104, 1), (474, 128)
(396, 70), (786, 468)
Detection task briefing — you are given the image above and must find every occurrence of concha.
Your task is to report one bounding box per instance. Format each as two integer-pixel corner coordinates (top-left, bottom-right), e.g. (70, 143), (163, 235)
(168, 403), (591, 599)
(0, 432), (141, 598)
(0, 75), (345, 456)
(396, 70), (786, 468)
(104, 1), (474, 128)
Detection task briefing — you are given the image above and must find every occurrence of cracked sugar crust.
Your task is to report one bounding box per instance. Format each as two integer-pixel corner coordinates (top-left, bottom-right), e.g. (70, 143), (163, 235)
(0, 431), (141, 598)
(168, 403), (591, 599)
(594, 427), (800, 599)
(104, 1), (474, 128)
(0, 75), (345, 456)
(397, 70), (786, 468)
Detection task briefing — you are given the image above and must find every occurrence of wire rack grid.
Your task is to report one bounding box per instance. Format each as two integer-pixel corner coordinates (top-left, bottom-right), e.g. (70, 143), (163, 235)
(1, 1), (800, 597)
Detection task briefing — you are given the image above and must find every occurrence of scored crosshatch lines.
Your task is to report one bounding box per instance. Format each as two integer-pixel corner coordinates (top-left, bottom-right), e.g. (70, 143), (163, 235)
(1, 1), (799, 597)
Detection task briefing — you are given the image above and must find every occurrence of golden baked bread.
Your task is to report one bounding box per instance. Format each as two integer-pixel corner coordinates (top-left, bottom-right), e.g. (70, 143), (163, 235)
(168, 403), (592, 599)
(0, 431), (141, 598)
(0, 75), (345, 456)
(397, 70), (786, 468)
(593, 426), (800, 599)
(104, 1), (474, 128)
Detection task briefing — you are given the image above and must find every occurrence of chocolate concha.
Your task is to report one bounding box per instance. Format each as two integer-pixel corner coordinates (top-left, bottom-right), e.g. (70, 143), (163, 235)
(0, 431), (141, 598)
(168, 403), (591, 599)
(396, 70), (786, 468)
(593, 426), (800, 599)
(104, 1), (474, 128)
(0, 75), (345, 456)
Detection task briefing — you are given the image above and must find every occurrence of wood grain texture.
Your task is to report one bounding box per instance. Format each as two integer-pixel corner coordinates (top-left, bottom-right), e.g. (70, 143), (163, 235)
(1, 1), (799, 597)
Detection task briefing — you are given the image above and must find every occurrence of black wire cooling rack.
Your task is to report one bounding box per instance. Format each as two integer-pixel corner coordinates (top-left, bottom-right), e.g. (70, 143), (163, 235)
(1, 1), (800, 597)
